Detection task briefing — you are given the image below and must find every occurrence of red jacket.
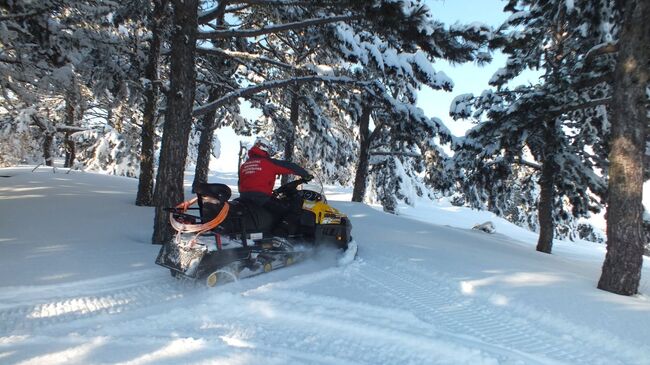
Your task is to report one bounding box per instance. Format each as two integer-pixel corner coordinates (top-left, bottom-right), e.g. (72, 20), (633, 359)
(238, 146), (308, 196)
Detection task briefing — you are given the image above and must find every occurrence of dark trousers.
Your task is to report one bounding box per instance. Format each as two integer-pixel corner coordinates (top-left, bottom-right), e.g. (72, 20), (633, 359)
(240, 192), (301, 233)
(239, 192), (290, 218)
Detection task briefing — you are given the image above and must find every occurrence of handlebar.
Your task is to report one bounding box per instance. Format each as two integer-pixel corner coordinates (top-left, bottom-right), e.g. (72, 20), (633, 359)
(273, 177), (308, 197)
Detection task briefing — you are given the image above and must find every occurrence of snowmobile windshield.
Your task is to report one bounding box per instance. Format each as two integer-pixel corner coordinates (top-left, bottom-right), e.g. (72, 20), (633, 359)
(298, 189), (323, 202)
(301, 174), (326, 203)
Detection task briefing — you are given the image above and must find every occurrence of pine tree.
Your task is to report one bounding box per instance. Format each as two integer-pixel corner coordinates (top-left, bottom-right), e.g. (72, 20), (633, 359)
(151, 0), (199, 244)
(137, 0), (171, 206)
(597, 0), (649, 296)
(312, 5), (492, 209)
(0, 0), (85, 166)
(0, 0), (151, 172)
(450, 0), (610, 253)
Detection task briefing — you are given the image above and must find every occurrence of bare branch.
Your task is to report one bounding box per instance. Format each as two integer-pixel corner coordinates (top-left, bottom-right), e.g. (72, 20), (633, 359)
(369, 151), (421, 157)
(514, 158), (541, 170)
(196, 47), (295, 70)
(549, 97), (610, 116)
(0, 10), (42, 21)
(0, 56), (19, 64)
(198, 14), (359, 39)
(198, 0), (228, 24)
(196, 78), (237, 92)
(56, 125), (91, 133)
(192, 75), (369, 117)
(572, 72), (613, 89)
(30, 115), (49, 131)
(583, 41), (618, 66)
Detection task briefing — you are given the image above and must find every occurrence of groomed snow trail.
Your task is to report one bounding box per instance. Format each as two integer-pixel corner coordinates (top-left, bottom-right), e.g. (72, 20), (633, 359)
(2, 168), (650, 365)
(2, 254), (647, 365)
(0, 261), (510, 365)
(350, 257), (645, 365)
(0, 270), (183, 334)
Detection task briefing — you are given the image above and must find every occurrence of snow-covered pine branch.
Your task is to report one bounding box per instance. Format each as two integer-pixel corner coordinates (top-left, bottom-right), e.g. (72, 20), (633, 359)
(482, 156), (541, 171)
(192, 76), (371, 117)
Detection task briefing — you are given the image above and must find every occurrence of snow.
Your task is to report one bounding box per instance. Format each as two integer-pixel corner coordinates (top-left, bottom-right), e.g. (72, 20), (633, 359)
(565, 0), (575, 12)
(1, 164), (650, 365)
(506, 11), (530, 23)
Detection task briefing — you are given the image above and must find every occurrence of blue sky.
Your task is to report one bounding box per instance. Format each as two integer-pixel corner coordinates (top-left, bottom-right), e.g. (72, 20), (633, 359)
(419, 0), (541, 136)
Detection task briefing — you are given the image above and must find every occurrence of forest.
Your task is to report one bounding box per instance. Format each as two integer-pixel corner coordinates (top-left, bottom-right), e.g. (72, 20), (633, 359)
(0, 0), (647, 296)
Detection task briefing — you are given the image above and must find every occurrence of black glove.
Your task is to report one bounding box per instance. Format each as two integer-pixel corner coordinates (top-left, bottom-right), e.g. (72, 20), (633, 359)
(303, 174), (314, 182)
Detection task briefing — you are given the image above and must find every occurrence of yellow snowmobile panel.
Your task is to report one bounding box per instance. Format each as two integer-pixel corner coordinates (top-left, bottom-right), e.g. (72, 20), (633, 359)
(302, 200), (346, 225)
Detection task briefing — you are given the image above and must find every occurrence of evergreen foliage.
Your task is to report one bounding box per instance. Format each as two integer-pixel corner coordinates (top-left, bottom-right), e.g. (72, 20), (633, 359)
(449, 0), (613, 251)
(190, 0), (492, 213)
(0, 0), (156, 172)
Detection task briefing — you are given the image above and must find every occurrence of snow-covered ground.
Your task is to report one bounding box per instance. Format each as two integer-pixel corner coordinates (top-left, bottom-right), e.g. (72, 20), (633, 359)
(1, 165), (649, 365)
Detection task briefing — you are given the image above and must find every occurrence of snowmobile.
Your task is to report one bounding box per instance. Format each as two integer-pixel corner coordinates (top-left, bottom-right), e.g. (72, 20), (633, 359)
(155, 177), (357, 287)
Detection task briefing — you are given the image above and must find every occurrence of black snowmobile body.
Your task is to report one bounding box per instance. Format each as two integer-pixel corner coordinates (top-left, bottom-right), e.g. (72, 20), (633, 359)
(155, 178), (355, 286)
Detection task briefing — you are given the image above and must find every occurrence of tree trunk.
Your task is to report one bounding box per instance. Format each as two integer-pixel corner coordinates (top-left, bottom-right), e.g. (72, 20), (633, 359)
(352, 104), (372, 202)
(63, 96), (76, 168)
(598, 0), (649, 295)
(193, 88), (221, 187)
(536, 135), (555, 253)
(281, 86), (300, 185)
(136, 0), (168, 207)
(535, 10), (569, 254)
(63, 134), (75, 167)
(192, 5), (228, 188)
(151, 0), (198, 244)
(43, 133), (53, 167)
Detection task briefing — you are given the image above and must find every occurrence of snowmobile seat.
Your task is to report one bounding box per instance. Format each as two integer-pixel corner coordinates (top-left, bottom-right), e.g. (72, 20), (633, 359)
(226, 198), (276, 234)
(192, 183), (232, 222)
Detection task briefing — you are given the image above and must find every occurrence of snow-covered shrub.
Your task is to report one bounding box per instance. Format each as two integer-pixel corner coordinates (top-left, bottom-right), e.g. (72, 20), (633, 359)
(472, 221), (495, 233)
(577, 223), (605, 243)
(75, 126), (141, 177)
(0, 111), (50, 167)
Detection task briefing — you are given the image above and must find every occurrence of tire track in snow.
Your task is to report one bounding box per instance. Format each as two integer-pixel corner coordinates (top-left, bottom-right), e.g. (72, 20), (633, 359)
(0, 270), (190, 335)
(355, 257), (645, 365)
(0, 259), (346, 339)
(3, 255), (646, 365)
(184, 288), (505, 365)
(18, 263), (502, 365)
(240, 270), (536, 365)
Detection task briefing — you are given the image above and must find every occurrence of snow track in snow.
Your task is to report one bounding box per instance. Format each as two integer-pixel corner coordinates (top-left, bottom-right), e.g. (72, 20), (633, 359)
(3, 167), (650, 364)
(1, 252), (649, 365)
(0, 269), (186, 335)
(0, 261), (504, 365)
(238, 289), (501, 365)
(351, 256), (648, 365)
(0, 245), (647, 365)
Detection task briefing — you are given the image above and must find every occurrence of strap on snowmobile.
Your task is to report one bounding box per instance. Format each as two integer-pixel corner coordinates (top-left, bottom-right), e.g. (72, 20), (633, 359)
(169, 197), (230, 246)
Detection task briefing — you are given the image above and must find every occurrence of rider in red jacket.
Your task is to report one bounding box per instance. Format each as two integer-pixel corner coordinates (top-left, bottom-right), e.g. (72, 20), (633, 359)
(238, 137), (312, 233)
